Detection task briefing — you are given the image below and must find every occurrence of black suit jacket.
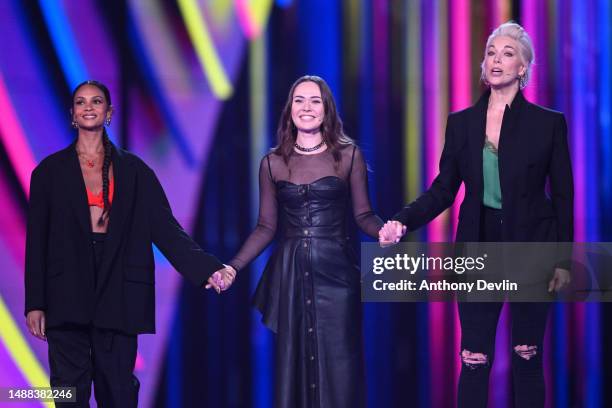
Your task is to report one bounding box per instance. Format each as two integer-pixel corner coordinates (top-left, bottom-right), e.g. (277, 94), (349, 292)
(393, 90), (574, 243)
(25, 143), (224, 334)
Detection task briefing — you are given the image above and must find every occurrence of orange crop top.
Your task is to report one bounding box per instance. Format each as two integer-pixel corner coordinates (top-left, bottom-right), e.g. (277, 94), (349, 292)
(86, 178), (114, 209)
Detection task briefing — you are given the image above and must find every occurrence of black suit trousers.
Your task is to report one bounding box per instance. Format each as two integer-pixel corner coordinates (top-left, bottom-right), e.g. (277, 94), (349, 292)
(457, 207), (550, 408)
(47, 233), (138, 407)
(47, 325), (139, 407)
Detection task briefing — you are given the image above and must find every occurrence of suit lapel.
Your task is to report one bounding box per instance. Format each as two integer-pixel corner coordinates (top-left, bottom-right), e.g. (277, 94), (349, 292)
(63, 142), (92, 235)
(97, 147), (136, 291)
(467, 91), (488, 195)
(498, 91), (527, 201)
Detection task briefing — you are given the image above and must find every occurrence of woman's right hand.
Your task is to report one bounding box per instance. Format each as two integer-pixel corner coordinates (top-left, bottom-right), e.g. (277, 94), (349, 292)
(26, 310), (46, 341)
(378, 221), (407, 247)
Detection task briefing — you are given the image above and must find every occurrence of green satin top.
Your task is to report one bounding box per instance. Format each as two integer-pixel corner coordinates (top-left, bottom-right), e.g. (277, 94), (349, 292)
(482, 136), (502, 209)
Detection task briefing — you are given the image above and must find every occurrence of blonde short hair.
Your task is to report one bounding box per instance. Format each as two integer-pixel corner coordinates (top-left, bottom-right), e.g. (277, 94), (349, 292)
(480, 22), (535, 89)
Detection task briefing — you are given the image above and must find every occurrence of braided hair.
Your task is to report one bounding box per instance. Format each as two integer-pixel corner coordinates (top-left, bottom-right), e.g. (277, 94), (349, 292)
(98, 128), (112, 226)
(71, 80), (113, 226)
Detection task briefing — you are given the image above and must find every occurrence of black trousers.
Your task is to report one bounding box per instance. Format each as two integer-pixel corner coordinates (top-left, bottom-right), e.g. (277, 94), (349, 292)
(457, 207), (550, 408)
(47, 325), (139, 407)
(46, 233), (139, 407)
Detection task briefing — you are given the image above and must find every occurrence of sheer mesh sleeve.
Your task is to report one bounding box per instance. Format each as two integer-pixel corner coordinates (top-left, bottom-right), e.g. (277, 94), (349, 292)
(228, 155), (278, 271)
(349, 147), (384, 238)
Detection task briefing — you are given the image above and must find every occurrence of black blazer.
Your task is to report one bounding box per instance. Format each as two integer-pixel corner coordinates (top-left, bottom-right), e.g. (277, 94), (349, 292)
(393, 90), (573, 243)
(25, 143), (224, 334)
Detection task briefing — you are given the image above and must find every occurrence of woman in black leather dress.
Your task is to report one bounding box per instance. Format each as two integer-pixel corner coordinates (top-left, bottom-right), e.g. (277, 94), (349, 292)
(223, 76), (382, 407)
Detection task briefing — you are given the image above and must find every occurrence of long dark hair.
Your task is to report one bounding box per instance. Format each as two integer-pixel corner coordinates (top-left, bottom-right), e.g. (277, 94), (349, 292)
(274, 75), (353, 163)
(72, 80), (113, 227)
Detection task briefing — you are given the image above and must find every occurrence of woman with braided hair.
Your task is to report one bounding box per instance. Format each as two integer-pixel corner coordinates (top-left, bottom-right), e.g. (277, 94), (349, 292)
(24, 80), (230, 407)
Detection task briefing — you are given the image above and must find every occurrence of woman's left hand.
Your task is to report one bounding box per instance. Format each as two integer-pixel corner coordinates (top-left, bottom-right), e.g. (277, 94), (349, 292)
(548, 267), (571, 292)
(205, 265), (236, 294)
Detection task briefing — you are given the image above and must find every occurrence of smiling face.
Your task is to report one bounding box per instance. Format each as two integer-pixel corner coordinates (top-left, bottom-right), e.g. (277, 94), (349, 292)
(72, 84), (112, 130)
(483, 35), (526, 90)
(290, 81), (324, 133)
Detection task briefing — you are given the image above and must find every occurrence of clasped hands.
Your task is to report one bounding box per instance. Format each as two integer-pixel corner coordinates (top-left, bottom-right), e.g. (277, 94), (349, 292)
(377, 220), (570, 292)
(205, 264), (236, 294)
(378, 220), (407, 247)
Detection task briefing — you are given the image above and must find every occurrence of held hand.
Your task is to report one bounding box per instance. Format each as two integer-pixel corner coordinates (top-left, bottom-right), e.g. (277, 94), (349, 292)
(26, 310), (46, 341)
(378, 221), (407, 247)
(205, 265), (237, 294)
(548, 267), (571, 293)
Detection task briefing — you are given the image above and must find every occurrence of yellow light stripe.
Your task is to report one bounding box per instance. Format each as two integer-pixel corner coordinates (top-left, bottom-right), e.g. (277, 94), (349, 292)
(235, 0), (273, 39)
(249, 33), (268, 202)
(177, 0), (233, 99)
(251, 0), (273, 35)
(0, 295), (53, 407)
(405, 0), (421, 206)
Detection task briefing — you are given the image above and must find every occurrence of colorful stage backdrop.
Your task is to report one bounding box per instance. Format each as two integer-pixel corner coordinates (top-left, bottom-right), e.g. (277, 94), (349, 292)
(0, 1), (610, 407)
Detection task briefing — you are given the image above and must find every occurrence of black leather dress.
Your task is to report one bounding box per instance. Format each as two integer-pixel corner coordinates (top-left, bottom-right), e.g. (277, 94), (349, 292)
(229, 145), (382, 408)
